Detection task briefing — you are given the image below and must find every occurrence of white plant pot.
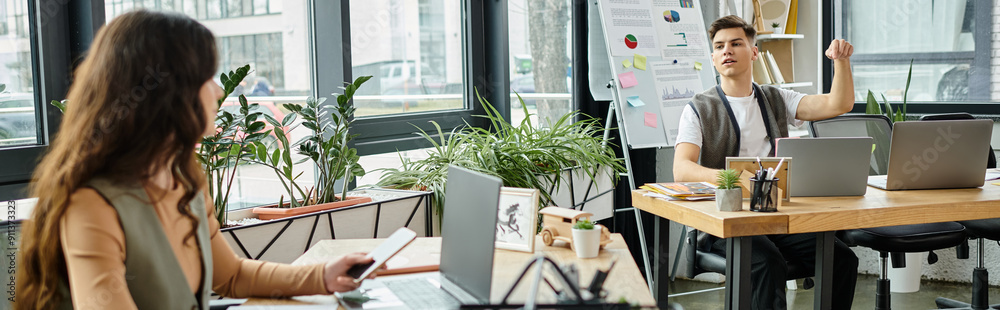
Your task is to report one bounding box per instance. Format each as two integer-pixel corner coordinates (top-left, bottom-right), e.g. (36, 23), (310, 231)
(220, 189), (432, 263)
(773, 27), (784, 34)
(572, 225), (602, 258)
(543, 166), (615, 221)
(716, 188), (743, 212)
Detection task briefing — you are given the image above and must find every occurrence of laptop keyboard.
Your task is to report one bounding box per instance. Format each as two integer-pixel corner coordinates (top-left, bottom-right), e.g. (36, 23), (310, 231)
(383, 278), (461, 309)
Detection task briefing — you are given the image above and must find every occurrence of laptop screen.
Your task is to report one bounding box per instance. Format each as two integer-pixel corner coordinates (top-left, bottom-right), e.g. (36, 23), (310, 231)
(439, 165), (503, 302)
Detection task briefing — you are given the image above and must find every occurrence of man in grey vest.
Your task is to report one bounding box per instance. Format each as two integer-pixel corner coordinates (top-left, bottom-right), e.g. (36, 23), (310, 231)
(672, 15), (859, 310)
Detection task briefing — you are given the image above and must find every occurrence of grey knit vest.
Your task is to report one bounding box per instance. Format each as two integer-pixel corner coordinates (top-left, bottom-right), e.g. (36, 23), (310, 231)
(58, 178), (212, 310)
(687, 83), (790, 169)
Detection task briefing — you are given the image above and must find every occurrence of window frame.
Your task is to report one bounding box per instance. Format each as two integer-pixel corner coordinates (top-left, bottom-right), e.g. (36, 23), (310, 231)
(829, 0), (999, 113)
(0, 0), (91, 201)
(313, 1), (510, 156)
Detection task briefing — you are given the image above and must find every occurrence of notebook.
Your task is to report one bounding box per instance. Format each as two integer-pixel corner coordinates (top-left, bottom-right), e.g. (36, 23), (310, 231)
(776, 137), (873, 196)
(867, 120), (993, 191)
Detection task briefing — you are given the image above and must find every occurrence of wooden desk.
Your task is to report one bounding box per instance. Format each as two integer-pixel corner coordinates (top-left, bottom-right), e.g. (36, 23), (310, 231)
(243, 233), (655, 308)
(632, 184), (1000, 310)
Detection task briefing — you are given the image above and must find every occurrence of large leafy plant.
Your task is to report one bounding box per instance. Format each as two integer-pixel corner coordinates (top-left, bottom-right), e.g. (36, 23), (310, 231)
(196, 65), (273, 225)
(248, 76), (371, 208)
(377, 91), (625, 219)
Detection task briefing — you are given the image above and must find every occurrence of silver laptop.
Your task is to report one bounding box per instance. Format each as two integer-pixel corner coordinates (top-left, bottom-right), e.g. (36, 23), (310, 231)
(776, 137), (873, 196)
(868, 119), (993, 190)
(342, 165), (503, 309)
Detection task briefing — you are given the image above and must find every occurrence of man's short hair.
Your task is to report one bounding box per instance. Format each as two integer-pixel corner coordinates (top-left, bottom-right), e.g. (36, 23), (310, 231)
(709, 15), (756, 44)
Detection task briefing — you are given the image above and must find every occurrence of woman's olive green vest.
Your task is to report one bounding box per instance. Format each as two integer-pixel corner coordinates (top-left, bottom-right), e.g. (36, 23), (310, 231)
(58, 178), (212, 310)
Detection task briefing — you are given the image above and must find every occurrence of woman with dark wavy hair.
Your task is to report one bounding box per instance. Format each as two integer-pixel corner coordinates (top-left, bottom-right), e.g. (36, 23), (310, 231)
(16, 10), (372, 310)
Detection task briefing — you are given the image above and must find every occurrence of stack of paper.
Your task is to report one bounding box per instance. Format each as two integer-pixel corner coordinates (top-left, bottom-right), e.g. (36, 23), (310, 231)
(641, 182), (717, 201)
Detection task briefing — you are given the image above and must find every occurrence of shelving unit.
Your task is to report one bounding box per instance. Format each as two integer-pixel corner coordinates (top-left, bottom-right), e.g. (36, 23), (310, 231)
(755, 34), (812, 88)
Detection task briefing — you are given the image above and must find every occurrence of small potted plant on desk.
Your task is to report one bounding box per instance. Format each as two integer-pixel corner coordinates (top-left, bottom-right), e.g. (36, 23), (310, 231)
(716, 169), (743, 212)
(571, 218), (602, 258)
(771, 22), (783, 34)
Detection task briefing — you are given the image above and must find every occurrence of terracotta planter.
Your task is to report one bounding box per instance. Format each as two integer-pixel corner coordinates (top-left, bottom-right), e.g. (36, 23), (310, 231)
(252, 196), (373, 220)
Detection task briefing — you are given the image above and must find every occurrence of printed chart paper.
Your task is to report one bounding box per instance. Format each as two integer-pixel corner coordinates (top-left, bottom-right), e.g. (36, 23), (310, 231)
(599, 0), (659, 56)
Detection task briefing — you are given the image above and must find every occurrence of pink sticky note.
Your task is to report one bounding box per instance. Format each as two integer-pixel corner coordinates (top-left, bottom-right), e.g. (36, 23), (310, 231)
(618, 71), (638, 89)
(644, 112), (657, 128)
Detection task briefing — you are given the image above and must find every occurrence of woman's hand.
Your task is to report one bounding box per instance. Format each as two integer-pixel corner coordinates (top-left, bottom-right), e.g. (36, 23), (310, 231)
(323, 252), (375, 293)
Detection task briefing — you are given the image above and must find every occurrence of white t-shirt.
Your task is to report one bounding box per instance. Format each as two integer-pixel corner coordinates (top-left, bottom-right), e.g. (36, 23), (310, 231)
(674, 87), (806, 157)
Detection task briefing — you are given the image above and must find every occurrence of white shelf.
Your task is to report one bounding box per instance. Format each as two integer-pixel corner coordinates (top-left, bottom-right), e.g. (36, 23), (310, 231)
(776, 81), (813, 88)
(757, 34), (805, 40)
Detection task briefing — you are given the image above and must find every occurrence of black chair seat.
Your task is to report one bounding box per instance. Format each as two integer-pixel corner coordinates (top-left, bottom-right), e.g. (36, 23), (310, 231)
(958, 219), (1000, 241)
(841, 222), (967, 253)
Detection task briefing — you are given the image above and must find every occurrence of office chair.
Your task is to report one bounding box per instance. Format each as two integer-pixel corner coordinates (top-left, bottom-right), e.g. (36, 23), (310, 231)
(810, 114), (969, 310)
(916, 113), (1000, 310)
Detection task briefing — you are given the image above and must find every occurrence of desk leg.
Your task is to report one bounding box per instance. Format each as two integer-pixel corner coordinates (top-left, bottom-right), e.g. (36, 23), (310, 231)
(814, 231), (834, 310)
(654, 216), (670, 309)
(725, 237), (752, 310)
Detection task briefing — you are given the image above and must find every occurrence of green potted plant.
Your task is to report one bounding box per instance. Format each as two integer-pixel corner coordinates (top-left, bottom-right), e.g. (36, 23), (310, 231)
(865, 59), (913, 124)
(197, 65), (276, 226)
(248, 76), (374, 220)
(716, 169), (743, 212)
(771, 22), (783, 34)
(571, 218), (601, 258)
(376, 91), (625, 228)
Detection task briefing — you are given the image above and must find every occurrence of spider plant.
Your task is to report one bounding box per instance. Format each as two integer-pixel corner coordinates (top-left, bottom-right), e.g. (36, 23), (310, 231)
(377, 89), (625, 220)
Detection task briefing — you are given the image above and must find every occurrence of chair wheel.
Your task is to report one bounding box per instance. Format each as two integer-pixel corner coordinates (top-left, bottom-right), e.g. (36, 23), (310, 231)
(928, 251), (938, 264)
(802, 278), (815, 290)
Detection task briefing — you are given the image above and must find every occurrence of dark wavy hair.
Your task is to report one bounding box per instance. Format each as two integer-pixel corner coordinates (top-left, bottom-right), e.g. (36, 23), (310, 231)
(17, 10), (218, 309)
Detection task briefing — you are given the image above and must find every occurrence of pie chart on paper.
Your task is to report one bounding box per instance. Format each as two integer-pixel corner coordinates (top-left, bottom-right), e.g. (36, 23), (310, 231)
(624, 34), (638, 49)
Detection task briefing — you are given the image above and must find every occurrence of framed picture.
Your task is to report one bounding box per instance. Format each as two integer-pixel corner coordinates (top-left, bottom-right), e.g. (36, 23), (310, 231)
(495, 187), (540, 253)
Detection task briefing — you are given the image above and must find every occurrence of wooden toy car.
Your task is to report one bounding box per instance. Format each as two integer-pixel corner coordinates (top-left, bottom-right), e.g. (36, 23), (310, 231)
(538, 206), (612, 250)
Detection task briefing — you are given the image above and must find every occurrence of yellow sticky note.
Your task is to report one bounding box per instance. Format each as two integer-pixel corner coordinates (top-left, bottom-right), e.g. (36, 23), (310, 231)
(993, 181), (1000, 186)
(633, 54), (647, 70)
(622, 59), (632, 68)
(694, 62), (703, 71)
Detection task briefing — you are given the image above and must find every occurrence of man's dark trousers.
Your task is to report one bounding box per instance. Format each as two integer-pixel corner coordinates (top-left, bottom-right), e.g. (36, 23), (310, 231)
(712, 233), (859, 310)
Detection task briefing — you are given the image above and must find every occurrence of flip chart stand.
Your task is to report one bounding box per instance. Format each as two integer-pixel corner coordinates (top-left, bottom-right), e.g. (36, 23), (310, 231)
(602, 79), (653, 295)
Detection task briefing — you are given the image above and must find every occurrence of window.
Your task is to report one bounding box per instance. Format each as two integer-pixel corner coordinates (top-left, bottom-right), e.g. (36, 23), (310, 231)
(349, 0), (463, 117)
(106, 0), (280, 20)
(838, 0), (992, 104)
(217, 33), (285, 93)
(507, 0), (573, 127)
(0, 0), (37, 148)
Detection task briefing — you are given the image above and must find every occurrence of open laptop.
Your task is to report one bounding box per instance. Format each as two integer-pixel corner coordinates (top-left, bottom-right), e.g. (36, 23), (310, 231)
(776, 137), (873, 196)
(867, 119), (993, 190)
(342, 165), (503, 309)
